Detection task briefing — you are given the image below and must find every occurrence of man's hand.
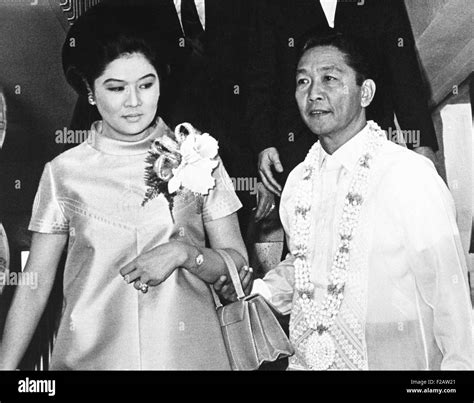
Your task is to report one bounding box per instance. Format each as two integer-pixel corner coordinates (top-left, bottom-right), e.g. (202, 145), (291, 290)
(213, 265), (253, 302)
(258, 147), (283, 196)
(255, 182), (276, 222)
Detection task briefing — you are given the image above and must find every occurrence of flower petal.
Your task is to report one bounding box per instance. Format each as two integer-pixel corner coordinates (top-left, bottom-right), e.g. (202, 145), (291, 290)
(195, 133), (219, 159)
(168, 176), (181, 194)
(180, 132), (196, 157)
(180, 159), (218, 195)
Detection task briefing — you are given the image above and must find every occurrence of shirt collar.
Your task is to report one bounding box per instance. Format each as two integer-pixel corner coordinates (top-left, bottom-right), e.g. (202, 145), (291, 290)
(319, 123), (371, 172)
(87, 117), (172, 156)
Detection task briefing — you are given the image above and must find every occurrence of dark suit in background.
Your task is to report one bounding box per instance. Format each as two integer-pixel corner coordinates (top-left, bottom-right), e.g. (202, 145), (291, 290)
(246, 0), (438, 185)
(67, 0), (258, 238)
(165, 0), (258, 239)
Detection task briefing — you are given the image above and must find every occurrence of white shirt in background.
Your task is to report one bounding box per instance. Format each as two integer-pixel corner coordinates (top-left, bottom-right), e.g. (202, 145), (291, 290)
(173, 0), (206, 31)
(320, 0), (338, 28)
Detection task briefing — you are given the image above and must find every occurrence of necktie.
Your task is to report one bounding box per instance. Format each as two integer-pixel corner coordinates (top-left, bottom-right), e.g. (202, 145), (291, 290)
(181, 0), (204, 40)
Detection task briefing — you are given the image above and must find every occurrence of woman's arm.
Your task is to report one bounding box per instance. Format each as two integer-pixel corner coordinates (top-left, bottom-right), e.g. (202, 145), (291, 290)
(120, 212), (249, 287)
(186, 212), (248, 282)
(0, 232), (67, 370)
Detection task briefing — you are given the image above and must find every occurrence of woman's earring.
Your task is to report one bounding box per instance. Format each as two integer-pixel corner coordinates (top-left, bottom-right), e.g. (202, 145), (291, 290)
(88, 93), (96, 106)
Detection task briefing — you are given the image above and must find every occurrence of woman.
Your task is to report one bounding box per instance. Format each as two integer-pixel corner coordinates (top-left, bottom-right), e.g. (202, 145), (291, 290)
(0, 5), (250, 370)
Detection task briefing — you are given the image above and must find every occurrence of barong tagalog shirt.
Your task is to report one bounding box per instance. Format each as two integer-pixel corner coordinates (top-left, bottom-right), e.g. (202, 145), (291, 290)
(254, 123), (474, 370)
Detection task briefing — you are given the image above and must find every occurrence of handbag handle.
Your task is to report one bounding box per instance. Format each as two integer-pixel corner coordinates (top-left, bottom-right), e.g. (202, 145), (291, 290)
(215, 249), (246, 300)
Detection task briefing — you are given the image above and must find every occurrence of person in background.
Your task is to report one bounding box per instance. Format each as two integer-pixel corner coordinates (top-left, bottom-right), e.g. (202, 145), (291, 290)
(248, 0), (438, 196)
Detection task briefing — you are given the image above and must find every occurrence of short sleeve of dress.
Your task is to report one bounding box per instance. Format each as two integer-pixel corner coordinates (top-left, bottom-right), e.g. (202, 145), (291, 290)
(28, 162), (69, 234)
(202, 156), (242, 223)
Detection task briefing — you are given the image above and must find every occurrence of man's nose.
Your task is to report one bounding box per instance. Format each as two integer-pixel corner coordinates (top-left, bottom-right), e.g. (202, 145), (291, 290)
(308, 81), (324, 102)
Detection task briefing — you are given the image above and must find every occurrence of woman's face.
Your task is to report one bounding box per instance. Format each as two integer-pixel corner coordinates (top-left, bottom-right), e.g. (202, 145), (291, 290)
(93, 52), (160, 141)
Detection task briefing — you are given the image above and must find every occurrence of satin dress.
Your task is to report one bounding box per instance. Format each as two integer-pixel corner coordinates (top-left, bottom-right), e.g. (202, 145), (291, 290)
(29, 118), (241, 370)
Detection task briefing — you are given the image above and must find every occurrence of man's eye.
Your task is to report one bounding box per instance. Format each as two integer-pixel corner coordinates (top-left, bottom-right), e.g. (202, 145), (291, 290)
(297, 78), (308, 85)
(107, 87), (124, 92)
(325, 76), (337, 82)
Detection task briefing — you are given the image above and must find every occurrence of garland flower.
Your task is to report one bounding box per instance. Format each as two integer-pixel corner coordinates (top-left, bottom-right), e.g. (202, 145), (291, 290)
(291, 121), (386, 370)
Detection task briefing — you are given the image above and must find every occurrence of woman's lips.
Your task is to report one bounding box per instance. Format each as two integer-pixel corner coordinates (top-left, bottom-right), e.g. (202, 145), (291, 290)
(123, 114), (143, 122)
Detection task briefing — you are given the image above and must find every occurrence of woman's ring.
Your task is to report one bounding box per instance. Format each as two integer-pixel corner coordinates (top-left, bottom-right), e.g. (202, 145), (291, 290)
(140, 283), (149, 294)
(269, 203), (276, 211)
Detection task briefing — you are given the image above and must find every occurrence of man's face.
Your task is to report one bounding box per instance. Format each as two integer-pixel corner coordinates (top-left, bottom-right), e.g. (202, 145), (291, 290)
(295, 46), (364, 139)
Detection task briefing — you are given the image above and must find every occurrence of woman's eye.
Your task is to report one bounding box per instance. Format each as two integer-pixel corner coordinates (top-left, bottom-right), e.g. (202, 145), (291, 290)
(139, 82), (154, 89)
(325, 76), (337, 82)
(107, 87), (124, 92)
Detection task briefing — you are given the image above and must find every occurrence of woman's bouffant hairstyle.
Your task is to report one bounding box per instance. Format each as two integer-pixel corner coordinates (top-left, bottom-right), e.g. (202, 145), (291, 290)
(62, 3), (172, 95)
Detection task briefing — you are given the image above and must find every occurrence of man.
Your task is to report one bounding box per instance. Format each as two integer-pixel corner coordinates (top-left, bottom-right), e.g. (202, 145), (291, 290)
(247, 0), (439, 195)
(251, 31), (473, 370)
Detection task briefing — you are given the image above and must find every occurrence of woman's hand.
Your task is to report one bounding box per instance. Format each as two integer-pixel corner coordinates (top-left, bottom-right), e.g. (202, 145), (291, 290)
(120, 241), (189, 291)
(213, 265), (254, 302)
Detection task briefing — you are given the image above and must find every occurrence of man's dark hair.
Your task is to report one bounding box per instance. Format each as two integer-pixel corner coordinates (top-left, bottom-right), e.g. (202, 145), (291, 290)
(297, 30), (373, 86)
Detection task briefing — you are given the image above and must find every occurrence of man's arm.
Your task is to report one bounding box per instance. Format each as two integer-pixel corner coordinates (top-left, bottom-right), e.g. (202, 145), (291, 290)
(252, 255), (296, 315)
(397, 157), (473, 369)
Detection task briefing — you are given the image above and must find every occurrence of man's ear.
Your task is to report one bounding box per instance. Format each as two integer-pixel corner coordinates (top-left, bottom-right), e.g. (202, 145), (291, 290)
(360, 79), (376, 108)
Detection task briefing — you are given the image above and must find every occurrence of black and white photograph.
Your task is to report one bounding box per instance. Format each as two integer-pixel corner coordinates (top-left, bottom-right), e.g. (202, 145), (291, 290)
(0, 0), (472, 401)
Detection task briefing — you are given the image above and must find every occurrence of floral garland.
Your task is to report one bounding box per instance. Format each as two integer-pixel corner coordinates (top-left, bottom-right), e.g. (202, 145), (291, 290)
(142, 123), (219, 219)
(291, 121), (386, 370)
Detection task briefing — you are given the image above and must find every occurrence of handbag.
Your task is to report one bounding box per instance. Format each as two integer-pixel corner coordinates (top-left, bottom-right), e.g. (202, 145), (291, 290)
(212, 249), (294, 370)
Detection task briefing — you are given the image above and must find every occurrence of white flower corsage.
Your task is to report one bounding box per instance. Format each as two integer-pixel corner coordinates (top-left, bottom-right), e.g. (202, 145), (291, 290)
(142, 123), (219, 217)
